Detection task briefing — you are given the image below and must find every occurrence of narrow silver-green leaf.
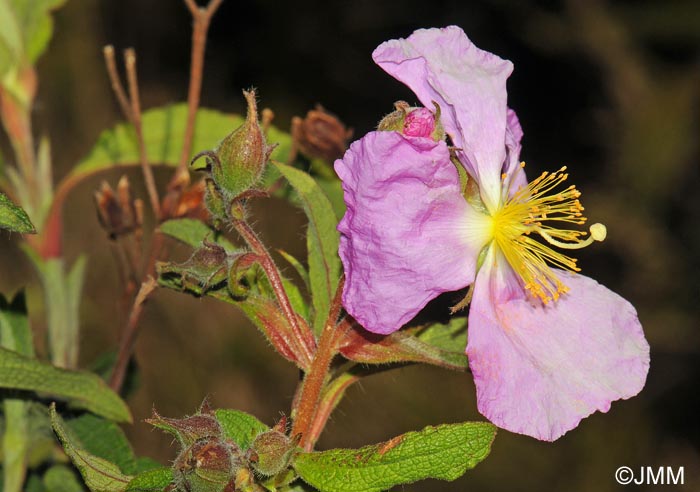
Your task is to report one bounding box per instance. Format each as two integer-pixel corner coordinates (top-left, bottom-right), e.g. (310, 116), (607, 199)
(0, 192), (35, 233)
(0, 347), (131, 422)
(215, 408), (269, 451)
(294, 422), (496, 492)
(50, 404), (132, 492)
(273, 162), (340, 335)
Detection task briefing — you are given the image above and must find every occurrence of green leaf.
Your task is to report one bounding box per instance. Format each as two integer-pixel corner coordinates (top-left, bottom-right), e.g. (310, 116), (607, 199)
(277, 249), (310, 291)
(125, 467), (172, 492)
(0, 192), (35, 233)
(272, 162), (340, 335)
(50, 404), (132, 492)
(7, 0), (66, 64)
(339, 325), (468, 372)
(66, 414), (139, 475)
(70, 105), (292, 181)
(0, 347), (131, 422)
(294, 422), (496, 492)
(1, 292), (33, 492)
(214, 408), (269, 451)
(414, 317), (468, 355)
(316, 178), (345, 220)
(159, 218), (235, 250)
(42, 465), (83, 492)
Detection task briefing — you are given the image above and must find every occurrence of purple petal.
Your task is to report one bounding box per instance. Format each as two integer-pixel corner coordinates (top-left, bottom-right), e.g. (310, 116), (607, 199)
(373, 26), (513, 210)
(466, 250), (650, 441)
(335, 131), (477, 334)
(502, 108), (528, 198)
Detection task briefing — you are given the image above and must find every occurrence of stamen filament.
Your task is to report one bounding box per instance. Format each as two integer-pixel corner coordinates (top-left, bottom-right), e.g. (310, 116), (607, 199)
(489, 163), (606, 304)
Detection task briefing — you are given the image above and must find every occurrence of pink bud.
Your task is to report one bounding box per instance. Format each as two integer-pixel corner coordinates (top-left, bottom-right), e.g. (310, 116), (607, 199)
(402, 107), (436, 138)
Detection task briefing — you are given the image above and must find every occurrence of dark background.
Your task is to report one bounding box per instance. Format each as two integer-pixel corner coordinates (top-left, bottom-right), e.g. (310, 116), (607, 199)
(1, 0), (699, 490)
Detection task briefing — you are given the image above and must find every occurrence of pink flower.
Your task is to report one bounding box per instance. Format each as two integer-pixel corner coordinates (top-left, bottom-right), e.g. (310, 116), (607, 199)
(335, 26), (650, 441)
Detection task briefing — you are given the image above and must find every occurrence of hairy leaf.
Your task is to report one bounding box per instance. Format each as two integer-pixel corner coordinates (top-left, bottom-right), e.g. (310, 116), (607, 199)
(215, 408), (269, 451)
(273, 162), (340, 335)
(0, 347), (131, 422)
(125, 467), (173, 492)
(1, 292), (33, 492)
(0, 192), (35, 233)
(66, 414), (139, 475)
(159, 218), (235, 250)
(50, 404), (132, 492)
(294, 422), (496, 492)
(70, 105), (291, 181)
(42, 465), (83, 492)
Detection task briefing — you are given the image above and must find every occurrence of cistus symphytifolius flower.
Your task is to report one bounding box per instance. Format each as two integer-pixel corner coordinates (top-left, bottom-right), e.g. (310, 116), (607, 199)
(335, 26), (650, 441)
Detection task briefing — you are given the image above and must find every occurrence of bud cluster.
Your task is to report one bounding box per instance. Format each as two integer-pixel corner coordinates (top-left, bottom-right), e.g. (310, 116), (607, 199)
(148, 403), (300, 492)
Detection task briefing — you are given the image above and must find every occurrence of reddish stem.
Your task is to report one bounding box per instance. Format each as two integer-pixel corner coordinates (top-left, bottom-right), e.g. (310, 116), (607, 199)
(231, 215), (316, 367)
(291, 276), (345, 450)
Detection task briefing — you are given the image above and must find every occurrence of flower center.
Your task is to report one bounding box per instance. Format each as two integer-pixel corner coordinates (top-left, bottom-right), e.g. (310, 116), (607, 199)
(488, 164), (606, 303)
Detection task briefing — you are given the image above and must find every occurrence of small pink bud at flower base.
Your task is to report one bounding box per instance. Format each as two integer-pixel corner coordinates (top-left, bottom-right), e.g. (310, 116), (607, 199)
(402, 107), (435, 138)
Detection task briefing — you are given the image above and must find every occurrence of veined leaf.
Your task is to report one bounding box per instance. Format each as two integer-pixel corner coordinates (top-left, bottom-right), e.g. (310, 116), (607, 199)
(1, 292), (33, 492)
(294, 422), (496, 492)
(0, 191), (35, 233)
(69, 105), (292, 181)
(66, 414), (139, 475)
(273, 162), (340, 335)
(50, 404), (132, 492)
(214, 408), (269, 451)
(0, 347), (131, 422)
(125, 467), (173, 492)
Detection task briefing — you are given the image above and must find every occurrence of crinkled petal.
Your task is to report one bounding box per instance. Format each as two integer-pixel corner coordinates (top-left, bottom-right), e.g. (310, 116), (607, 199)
(373, 26), (513, 210)
(466, 248), (650, 441)
(335, 131), (478, 334)
(503, 108), (528, 198)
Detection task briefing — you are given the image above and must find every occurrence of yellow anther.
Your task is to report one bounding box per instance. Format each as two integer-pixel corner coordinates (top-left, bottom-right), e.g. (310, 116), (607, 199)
(487, 164), (606, 304)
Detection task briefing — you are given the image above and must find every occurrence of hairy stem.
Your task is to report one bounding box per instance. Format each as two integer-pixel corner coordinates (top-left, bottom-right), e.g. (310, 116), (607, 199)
(291, 276), (345, 450)
(231, 214), (315, 366)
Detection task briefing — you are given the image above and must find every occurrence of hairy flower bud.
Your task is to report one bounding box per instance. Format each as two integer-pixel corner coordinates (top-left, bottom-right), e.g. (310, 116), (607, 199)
(248, 429), (298, 477)
(146, 407), (222, 448)
(377, 101), (444, 141)
(157, 242), (231, 295)
(174, 438), (243, 492)
(192, 90), (274, 201)
(291, 105), (352, 162)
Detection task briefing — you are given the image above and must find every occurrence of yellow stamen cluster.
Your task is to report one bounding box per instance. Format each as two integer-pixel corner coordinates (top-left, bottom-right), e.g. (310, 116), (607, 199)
(490, 164), (606, 303)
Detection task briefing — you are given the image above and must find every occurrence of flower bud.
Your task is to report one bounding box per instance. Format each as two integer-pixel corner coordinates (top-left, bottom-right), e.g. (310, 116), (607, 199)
(377, 101), (444, 141)
(157, 242), (231, 295)
(193, 90), (274, 200)
(291, 105), (352, 162)
(174, 437), (243, 492)
(146, 409), (223, 448)
(93, 176), (143, 239)
(248, 429), (298, 477)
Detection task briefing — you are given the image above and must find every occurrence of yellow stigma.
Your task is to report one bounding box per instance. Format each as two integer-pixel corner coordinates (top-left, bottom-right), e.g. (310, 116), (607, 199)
(489, 164), (606, 304)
